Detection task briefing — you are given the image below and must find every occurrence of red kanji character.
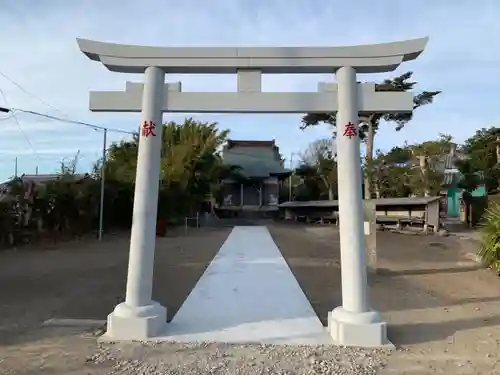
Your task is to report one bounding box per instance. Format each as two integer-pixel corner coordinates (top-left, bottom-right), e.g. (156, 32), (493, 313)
(141, 121), (156, 137)
(343, 122), (357, 138)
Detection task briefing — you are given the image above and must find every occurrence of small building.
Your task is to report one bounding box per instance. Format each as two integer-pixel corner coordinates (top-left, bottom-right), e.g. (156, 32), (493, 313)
(19, 173), (89, 184)
(218, 140), (291, 216)
(439, 145), (486, 217)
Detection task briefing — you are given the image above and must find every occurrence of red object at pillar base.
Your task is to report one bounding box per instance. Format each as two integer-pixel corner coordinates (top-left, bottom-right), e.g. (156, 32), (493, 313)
(156, 217), (167, 237)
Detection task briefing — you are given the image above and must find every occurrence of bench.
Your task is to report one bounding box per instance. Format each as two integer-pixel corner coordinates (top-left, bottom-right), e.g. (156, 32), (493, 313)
(280, 197), (440, 232)
(375, 209), (428, 231)
(289, 211), (338, 224)
(184, 213), (200, 232)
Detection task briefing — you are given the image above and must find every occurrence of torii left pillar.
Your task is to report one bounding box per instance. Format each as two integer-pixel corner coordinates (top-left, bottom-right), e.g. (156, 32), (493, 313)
(105, 66), (168, 340)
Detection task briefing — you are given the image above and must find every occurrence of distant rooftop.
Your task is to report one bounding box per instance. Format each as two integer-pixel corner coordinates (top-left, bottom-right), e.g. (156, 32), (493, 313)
(279, 196), (441, 208)
(226, 140), (278, 150)
(223, 139), (290, 179)
(20, 173), (89, 183)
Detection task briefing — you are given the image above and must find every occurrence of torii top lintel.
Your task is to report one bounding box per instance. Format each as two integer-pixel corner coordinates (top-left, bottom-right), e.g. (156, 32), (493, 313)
(76, 37), (428, 74)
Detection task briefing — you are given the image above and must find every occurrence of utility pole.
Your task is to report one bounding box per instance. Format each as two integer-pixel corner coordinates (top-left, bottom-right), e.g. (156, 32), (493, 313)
(0, 105), (130, 241)
(496, 135), (500, 164)
(288, 152), (295, 201)
(98, 128), (107, 241)
(14, 157), (17, 178)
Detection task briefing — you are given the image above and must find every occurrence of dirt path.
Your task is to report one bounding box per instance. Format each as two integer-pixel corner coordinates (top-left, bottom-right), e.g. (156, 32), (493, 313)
(269, 224), (500, 374)
(0, 227), (231, 374)
(2, 224), (500, 374)
(0, 226), (386, 375)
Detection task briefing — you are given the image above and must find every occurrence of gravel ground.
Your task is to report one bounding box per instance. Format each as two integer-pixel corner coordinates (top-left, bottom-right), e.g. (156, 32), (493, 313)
(2, 224), (500, 374)
(1, 326), (391, 374)
(87, 341), (390, 375)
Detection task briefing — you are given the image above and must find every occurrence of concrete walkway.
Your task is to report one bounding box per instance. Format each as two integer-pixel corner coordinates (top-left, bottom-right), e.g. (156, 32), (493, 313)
(162, 226), (331, 344)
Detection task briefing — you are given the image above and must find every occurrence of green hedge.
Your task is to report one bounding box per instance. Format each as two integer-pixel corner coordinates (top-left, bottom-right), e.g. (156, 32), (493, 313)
(477, 202), (500, 274)
(0, 177), (204, 249)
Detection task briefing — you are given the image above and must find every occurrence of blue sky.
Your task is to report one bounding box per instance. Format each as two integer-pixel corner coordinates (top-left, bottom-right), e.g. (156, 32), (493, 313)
(0, 0), (499, 181)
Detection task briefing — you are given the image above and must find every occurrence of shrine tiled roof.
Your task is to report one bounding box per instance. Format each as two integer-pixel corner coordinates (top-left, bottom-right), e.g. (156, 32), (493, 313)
(222, 140), (291, 179)
(223, 153), (290, 178)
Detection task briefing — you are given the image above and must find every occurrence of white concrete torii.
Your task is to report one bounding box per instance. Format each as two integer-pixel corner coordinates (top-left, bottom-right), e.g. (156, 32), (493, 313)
(77, 37), (428, 347)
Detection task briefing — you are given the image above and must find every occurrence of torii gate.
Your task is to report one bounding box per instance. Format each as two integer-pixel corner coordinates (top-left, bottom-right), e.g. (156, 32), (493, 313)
(77, 37), (428, 347)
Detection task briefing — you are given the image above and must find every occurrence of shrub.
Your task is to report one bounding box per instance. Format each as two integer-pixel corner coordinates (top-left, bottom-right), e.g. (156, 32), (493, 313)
(464, 194), (488, 227)
(477, 202), (500, 274)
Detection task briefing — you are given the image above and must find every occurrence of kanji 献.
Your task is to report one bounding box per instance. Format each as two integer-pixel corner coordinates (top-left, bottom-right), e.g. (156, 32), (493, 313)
(141, 121), (156, 137)
(343, 122), (357, 138)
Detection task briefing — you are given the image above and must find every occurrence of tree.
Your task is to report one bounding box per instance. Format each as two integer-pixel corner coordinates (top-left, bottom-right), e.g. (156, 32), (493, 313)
(97, 118), (231, 219)
(296, 138), (338, 200)
(408, 134), (452, 196)
(381, 145), (412, 164)
(370, 149), (412, 198)
(97, 138), (139, 183)
(60, 150), (81, 176)
(369, 135), (451, 198)
(300, 72), (441, 199)
(456, 159), (483, 193)
(456, 127), (500, 192)
(0, 118), (236, 248)
(293, 165), (325, 201)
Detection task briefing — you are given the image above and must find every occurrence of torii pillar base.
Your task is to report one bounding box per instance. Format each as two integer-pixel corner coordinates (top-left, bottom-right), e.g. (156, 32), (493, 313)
(102, 302), (167, 341)
(328, 307), (393, 348)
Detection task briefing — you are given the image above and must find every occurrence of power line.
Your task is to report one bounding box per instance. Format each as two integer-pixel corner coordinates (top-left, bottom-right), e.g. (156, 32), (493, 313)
(12, 109), (134, 135)
(6, 105), (296, 162)
(0, 69), (133, 135)
(0, 71), (294, 162)
(0, 70), (62, 115)
(0, 113), (15, 121)
(0, 87), (40, 161)
(0, 70), (134, 242)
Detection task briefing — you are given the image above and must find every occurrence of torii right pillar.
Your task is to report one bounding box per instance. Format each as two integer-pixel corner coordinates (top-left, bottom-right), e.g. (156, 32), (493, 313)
(327, 41), (429, 348)
(328, 65), (387, 346)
